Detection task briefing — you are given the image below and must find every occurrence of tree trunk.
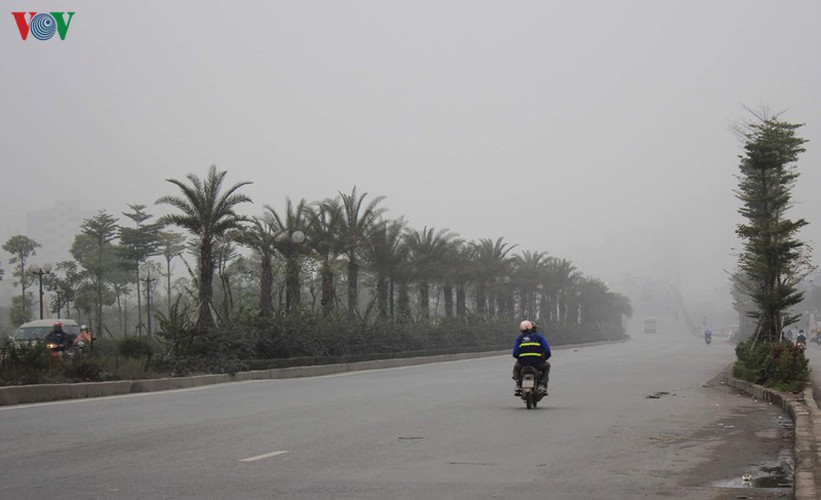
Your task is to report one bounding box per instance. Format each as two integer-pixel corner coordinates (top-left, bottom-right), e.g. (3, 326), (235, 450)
(443, 282), (453, 318)
(285, 256), (300, 312)
(456, 283), (466, 319)
(135, 265), (143, 335)
(376, 274), (389, 320)
(259, 253), (273, 317)
(321, 262), (335, 316)
(476, 283), (486, 314)
(419, 281), (430, 319)
(347, 257), (359, 315)
(197, 240), (215, 333)
(397, 281), (410, 322)
(166, 257), (173, 317)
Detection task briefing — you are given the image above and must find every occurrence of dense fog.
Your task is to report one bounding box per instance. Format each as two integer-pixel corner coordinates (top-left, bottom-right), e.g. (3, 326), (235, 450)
(3, 1), (820, 320)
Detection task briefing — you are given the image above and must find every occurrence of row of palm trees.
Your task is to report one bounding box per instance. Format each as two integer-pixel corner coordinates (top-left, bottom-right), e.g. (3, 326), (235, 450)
(158, 166), (631, 333)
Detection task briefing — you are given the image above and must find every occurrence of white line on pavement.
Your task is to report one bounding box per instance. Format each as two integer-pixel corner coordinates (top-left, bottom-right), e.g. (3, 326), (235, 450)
(240, 450), (290, 462)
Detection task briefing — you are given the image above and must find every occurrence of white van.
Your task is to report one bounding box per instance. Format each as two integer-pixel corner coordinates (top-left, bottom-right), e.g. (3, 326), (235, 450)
(11, 319), (80, 344)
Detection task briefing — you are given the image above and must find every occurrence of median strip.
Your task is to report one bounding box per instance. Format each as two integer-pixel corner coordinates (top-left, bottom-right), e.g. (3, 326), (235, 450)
(240, 450), (289, 462)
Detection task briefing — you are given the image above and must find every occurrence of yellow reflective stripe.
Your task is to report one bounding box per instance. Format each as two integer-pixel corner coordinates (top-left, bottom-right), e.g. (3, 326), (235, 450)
(519, 353), (543, 357)
(519, 342), (541, 347)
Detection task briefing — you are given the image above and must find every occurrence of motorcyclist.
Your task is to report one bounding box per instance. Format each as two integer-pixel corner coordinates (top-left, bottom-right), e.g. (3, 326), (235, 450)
(512, 320), (551, 396)
(44, 321), (72, 356)
(796, 329), (807, 347)
(76, 324), (92, 351)
(704, 328), (712, 344)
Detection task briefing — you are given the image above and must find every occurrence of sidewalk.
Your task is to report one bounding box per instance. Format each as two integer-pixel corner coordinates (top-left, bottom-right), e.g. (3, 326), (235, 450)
(726, 371), (821, 500)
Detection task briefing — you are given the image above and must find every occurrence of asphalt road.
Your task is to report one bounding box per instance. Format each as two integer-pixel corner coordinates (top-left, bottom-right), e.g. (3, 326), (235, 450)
(0, 319), (790, 499)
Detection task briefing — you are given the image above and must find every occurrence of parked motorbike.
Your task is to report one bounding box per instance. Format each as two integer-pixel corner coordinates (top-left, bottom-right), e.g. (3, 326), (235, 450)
(519, 365), (546, 409)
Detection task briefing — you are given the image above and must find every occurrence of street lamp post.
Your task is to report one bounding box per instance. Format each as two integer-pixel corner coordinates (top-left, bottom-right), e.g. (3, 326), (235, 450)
(30, 264), (52, 320)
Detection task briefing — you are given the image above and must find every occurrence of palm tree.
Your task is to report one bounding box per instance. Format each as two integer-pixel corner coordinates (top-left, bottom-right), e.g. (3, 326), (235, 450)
(471, 237), (516, 317)
(542, 258), (579, 325)
(338, 187), (386, 315)
(365, 217), (408, 321)
(439, 239), (468, 319)
(452, 243), (475, 320)
(213, 232), (241, 323)
(576, 277), (632, 332)
(239, 216), (279, 317)
(310, 199), (345, 315)
(265, 198), (311, 313)
(405, 226), (458, 319)
(513, 250), (546, 319)
(156, 165), (252, 333)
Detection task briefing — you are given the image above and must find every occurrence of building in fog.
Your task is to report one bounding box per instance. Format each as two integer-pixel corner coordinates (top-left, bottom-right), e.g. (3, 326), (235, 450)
(25, 202), (93, 267)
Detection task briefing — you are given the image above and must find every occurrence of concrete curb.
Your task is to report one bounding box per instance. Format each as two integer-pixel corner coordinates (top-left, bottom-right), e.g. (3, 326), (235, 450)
(0, 350), (510, 406)
(725, 376), (820, 500)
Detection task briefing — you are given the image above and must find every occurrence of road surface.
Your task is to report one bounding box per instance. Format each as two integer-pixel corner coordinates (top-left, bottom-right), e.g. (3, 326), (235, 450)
(0, 319), (790, 499)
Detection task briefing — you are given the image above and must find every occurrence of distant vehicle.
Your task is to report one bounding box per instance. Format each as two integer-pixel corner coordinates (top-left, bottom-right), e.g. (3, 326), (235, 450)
(642, 317), (657, 334)
(11, 319), (80, 345)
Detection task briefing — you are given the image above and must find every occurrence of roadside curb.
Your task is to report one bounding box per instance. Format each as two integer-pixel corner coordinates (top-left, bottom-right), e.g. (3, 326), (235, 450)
(0, 349), (510, 406)
(724, 376), (820, 500)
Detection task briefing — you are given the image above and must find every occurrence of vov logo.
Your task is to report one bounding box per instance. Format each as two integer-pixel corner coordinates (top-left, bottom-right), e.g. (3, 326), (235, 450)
(12, 12), (75, 41)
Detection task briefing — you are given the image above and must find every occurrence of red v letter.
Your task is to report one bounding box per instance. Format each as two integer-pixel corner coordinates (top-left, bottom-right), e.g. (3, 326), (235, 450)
(12, 12), (36, 41)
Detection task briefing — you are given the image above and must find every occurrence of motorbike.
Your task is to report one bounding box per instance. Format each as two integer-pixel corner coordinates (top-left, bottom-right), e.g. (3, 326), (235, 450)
(519, 365), (546, 409)
(705, 335), (711, 345)
(796, 340), (806, 352)
(46, 341), (64, 359)
(46, 341), (77, 361)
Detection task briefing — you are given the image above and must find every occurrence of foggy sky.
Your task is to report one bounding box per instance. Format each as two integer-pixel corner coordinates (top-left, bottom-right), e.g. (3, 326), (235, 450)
(2, 1), (820, 309)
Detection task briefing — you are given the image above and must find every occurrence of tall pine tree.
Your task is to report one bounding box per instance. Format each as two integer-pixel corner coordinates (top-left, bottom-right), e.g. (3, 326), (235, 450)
(735, 113), (813, 342)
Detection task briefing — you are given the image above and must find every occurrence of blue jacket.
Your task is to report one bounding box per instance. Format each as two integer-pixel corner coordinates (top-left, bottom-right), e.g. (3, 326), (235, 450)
(513, 331), (551, 364)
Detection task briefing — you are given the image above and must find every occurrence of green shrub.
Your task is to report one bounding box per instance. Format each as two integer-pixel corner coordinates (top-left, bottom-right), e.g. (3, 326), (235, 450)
(116, 337), (155, 360)
(68, 358), (105, 381)
(733, 339), (808, 392)
(0, 340), (57, 385)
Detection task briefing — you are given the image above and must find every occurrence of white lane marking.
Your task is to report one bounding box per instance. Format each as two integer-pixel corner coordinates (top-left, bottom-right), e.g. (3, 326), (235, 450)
(240, 450), (289, 462)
